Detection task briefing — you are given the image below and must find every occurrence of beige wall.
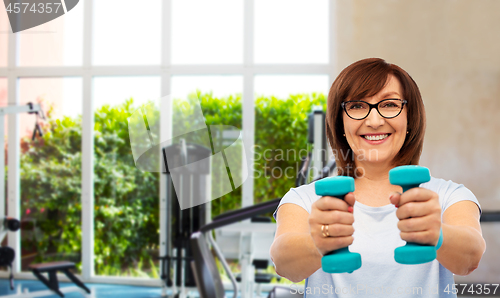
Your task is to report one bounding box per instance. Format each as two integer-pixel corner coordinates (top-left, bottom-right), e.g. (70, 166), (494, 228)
(334, 0), (500, 282)
(335, 0), (500, 209)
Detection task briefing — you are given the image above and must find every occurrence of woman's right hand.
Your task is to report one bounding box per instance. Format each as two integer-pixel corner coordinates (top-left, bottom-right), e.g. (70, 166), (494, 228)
(308, 193), (356, 256)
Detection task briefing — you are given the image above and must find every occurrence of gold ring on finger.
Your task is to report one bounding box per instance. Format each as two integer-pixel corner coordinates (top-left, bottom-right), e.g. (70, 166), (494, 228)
(321, 224), (330, 237)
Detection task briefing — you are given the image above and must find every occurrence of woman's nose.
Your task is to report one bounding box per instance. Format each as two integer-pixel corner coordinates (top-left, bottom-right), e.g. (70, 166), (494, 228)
(364, 107), (385, 128)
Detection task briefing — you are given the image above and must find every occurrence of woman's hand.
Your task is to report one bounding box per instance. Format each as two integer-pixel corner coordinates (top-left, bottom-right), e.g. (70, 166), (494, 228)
(390, 188), (442, 246)
(309, 193), (356, 255)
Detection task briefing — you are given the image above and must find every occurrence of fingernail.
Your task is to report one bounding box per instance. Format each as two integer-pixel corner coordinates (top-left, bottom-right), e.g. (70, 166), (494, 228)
(395, 205), (399, 208)
(348, 206), (353, 213)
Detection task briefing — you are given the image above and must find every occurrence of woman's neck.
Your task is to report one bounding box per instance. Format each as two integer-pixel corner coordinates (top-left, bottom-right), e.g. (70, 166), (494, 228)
(352, 161), (403, 206)
(354, 160), (392, 182)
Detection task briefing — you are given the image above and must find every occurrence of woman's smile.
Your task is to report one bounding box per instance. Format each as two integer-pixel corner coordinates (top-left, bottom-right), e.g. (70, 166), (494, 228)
(360, 133), (392, 144)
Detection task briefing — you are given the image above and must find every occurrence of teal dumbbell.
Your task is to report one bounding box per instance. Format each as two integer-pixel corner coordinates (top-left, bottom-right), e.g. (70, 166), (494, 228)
(389, 165), (434, 264)
(315, 176), (361, 273)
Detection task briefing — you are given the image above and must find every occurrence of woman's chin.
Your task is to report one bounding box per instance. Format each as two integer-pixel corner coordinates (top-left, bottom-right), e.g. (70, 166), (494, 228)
(355, 156), (394, 166)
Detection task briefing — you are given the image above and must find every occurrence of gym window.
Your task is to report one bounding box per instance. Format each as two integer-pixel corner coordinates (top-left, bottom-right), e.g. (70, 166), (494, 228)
(0, 0), (333, 285)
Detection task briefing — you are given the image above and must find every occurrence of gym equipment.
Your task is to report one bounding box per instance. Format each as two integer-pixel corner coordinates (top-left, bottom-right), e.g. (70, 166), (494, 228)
(0, 103), (44, 256)
(180, 107), (334, 297)
(0, 103), (91, 298)
(0, 217), (20, 290)
(1, 218), (91, 298)
(202, 107), (336, 297)
(214, 216), (277, 298)
(389, 165), (434, 264)
(314, 176), (361, 274)
(481, 211), (500, 222)
(190, 198), (302, 298)
(308, 106), (327, 180)
(212, 160), (338, 298)
(297, 106), (329, 186)
(159, 140), (211, 298)
(28, 262), (90, 297)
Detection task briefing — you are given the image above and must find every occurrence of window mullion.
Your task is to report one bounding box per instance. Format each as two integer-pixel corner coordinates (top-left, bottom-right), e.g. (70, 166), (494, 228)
(328, 0), (336, 161)
(81, 0), (94, 281)
(242, 0), (255, 208)
(6, 19), (20, 274)
(159, 0), (172, 288)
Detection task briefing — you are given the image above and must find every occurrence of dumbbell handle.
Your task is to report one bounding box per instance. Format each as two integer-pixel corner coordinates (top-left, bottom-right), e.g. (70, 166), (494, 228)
(400, 184), (420, 193)
(315, 176), (361, 273)
(390, 165), (435, 264)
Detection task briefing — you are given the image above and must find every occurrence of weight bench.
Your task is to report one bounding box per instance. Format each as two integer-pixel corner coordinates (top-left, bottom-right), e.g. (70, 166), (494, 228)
(28, 261), (91, 298)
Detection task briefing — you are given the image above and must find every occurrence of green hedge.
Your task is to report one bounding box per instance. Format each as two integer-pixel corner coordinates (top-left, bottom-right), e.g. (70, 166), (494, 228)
(19, 92), (326, 277)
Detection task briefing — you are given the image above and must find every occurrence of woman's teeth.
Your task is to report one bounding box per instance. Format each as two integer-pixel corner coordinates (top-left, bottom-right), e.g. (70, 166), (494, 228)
(363, 134), (389, 141)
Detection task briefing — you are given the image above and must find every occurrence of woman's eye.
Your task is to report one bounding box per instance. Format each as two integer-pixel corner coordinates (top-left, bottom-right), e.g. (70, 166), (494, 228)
(349, 104), (364, 109)
(381, 102), (398, 108)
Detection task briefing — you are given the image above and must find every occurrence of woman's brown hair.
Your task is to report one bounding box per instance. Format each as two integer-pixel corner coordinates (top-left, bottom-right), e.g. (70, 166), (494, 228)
(326, 58), (426, 177)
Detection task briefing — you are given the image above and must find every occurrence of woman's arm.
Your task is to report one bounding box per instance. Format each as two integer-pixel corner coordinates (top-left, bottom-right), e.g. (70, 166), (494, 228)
(269, 203), (322, 283)
(437, 201), (485, 275)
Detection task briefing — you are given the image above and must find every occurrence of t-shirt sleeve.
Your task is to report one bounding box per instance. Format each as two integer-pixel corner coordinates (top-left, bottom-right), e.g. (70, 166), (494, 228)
(441, 182), (482, 216)
(272, 186), (313, 221)
(423, 177), (482, 217)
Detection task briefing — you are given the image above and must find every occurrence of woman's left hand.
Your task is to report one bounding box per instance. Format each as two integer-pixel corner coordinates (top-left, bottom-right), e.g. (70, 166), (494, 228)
(389, 188), (442, 246)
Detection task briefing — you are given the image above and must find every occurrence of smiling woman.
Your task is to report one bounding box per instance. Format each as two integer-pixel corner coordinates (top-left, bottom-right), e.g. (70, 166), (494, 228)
(269, 58), (485, 298)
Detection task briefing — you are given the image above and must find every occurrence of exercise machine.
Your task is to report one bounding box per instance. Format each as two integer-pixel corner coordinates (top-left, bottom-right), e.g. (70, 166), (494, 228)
(308, 105), (327, 180)
(167, 106), (333, 297)
(0, 103), (90, 298)
(296, 106), (333, 187)
(160, 140), (211, 298)
(190, 109), (337, 297)
(200, 106), (335, 297)
(0, 217), (21, 290)
(191, 199), (302, 298)
(0, 103), (43, 287)
(213, 215), (277, 298)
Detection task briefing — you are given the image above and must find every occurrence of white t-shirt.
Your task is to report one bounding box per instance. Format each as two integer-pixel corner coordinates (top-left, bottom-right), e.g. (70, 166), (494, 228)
(273, 177), (481, 298)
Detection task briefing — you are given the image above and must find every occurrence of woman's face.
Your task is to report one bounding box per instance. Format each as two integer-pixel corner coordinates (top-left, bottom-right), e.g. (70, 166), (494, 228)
(342, 74), (407, 166)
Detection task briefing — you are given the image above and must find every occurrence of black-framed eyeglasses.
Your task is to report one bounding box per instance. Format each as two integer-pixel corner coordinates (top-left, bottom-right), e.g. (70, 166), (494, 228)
(341, 99), (407, 120)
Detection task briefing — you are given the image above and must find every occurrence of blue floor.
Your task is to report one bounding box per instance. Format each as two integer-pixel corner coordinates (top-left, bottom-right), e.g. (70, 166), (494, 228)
(0, 279), (245, 298)
(0, 279), (483, 298)
(0, 279), (166, 298)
